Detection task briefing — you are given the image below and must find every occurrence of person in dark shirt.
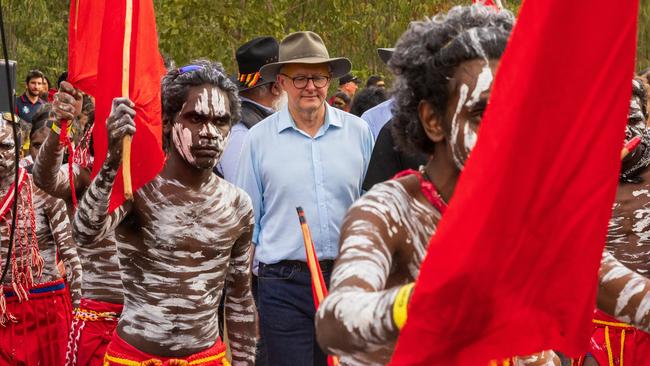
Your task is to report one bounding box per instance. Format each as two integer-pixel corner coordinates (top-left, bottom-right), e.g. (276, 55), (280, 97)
(362, 119), (427, 191)
(15, 69), (46, 123)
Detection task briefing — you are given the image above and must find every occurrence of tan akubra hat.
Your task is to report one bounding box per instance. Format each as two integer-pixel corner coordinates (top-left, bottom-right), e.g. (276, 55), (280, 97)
(259, 31), (352, 81)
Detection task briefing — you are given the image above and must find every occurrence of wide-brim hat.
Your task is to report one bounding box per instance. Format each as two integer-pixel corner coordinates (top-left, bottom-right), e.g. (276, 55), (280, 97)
(259, 31), (351, 81)
(234, 36), (280, 92)
(377, 48), (395, 65)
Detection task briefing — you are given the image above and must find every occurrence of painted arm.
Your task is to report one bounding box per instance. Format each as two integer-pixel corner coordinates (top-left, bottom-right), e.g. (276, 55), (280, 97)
(33, 81), (89, 199)
(73, 97), (135, 246)
(514, 351), (561, 366)
(44, 194), (82, 308)
(224, 199), (257, 366)
(315, 201), (402, 365)
(597, 250), (650, 331)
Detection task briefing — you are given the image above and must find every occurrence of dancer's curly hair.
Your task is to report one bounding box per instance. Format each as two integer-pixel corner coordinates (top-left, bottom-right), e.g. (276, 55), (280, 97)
(160, 59), (241, 151)
(390, 5), (514, 155)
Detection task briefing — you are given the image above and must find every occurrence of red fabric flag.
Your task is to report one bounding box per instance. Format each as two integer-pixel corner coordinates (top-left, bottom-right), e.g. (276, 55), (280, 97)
(390, 1), (638, 365)
(67, 0), (104, 95)
(91, 0), (166, 211)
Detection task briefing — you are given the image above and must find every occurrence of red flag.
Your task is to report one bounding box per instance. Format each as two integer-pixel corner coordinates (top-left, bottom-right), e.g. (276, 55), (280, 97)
(390, 1), (638, 365)
(67, 0), (104, 95)
(92, 0), (166, 211)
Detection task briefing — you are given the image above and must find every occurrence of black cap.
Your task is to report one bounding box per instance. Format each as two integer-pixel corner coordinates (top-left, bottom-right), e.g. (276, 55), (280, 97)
(234, 36), (279, 91)
(339, 73), (360, 86)
(377, 48), (394, 65)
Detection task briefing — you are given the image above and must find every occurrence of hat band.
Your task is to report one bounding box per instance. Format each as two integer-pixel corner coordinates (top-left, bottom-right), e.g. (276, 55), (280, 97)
(239, 71), (261, 88)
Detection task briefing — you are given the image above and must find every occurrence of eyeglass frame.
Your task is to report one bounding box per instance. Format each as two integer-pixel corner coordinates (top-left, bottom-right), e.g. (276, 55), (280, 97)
(279, 73), (331, 89)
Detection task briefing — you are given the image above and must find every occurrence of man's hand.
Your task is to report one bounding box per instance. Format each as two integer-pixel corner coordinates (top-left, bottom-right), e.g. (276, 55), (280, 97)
(107, 97), (136, 168)
(52, 81), (82, 124)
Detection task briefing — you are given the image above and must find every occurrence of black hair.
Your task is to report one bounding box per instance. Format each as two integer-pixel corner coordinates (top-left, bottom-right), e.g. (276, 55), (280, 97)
(333, 92), (351, 105)
(30, 104), (51, 139)
(160, 59), (241, 151)
(25, 69), (44, 84)
(350, 86), (388, 117)
(366, 75), (384, 88)
(390, 5), (514, 155)
(57, 71), (68, 88)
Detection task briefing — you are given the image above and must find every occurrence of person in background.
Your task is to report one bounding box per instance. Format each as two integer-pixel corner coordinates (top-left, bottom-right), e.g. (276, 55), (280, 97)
(216, 36), (283, 182)
(331, 91), (351, 112)
(365, 74), (385, 89)
(15, 69), (46, 123)
(350, 86), (387, 117)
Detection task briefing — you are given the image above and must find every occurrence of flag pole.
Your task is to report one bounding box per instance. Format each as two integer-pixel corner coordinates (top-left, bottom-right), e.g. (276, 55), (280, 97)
(121, 0), (134, 200)
(296, 207), (340, 366)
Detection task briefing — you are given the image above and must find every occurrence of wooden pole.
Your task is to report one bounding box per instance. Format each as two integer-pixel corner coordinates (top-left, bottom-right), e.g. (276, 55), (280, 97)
(122, 0), (133, 200)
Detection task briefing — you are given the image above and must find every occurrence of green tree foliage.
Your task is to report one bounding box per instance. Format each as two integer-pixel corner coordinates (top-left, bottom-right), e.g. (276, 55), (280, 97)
(3, 0), (650, 92)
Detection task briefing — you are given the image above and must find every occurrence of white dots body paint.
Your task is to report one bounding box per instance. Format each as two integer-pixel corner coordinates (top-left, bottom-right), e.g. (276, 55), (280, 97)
(463, 123), (478, 153)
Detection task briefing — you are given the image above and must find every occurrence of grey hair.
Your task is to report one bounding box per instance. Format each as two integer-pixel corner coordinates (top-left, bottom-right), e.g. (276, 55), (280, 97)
(390, 5), (514, 155)
(160, 59), (241, 151)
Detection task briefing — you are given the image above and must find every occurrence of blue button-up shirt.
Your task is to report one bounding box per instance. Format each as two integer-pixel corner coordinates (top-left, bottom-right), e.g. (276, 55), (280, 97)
(361, 98), (394, 140)
(235, 103), (374, 264)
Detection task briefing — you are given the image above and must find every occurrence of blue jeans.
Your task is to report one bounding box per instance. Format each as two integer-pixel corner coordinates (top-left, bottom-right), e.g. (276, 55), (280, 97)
(257, 261), (332, 366)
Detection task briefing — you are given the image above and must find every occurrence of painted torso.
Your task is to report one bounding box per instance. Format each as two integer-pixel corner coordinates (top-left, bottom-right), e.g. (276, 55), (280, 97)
(607, 167), (650, 276)
(114, 174), (254, 357)
(317, 174), (440, 365)
(0, 176), (80, 304)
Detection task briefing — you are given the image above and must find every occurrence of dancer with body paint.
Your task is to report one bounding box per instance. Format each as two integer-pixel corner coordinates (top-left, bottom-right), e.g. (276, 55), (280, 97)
(73, 60), (256, 366)
(0, 113), (82, 365)
(314, 6), (559, 365)
(33, 81), (122, 366)
(576, 78), (650, 366)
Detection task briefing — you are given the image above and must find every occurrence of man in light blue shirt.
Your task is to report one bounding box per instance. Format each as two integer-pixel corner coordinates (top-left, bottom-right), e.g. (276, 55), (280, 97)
(235, 31), (373, 366)
(361, 97), (393, 140)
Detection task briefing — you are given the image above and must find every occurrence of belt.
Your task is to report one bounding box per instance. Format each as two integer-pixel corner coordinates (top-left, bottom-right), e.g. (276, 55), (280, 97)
(261, 260), (335, 272)
(3, 279), (66, 298)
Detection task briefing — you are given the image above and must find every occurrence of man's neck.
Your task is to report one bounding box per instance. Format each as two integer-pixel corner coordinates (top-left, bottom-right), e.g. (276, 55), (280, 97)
(288, 104), (326, 137)
(25, 93), (39, 104)
(160, 152), (213, 190)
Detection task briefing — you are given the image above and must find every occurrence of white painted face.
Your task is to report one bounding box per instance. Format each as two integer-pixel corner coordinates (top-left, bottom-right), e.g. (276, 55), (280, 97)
(172, 85), (232, 170)
(446, 59), (498, 170)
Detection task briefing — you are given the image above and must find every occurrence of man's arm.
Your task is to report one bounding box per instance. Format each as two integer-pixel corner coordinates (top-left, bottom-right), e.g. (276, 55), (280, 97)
(44, 194), (82, 308)
(33, 81), (88, 199)
(597, 250), (650, 331)
(315, 200), (402, 364)
(224, 201), (257, 366)
(73, 97), (135, 246)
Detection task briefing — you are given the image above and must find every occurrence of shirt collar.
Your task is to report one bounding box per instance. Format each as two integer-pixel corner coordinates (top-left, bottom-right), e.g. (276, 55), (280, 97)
(240, 96), (275, 114)
(277, 103), (342, 134)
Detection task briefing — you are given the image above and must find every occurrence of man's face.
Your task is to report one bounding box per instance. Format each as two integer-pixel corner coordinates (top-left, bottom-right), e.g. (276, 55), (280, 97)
(340, 81), (358, 96)
(442, 58), (499, 170)
(621, 80), (650, 171)
(171, 84), (231, 170)
(0, 123), (16, 178)
(29, 127), (48, 161)
(332, 97), (348, 111)
(278, 63), (331, 115)
(27, 77), (43, 97)
(375, 80), (386, 88)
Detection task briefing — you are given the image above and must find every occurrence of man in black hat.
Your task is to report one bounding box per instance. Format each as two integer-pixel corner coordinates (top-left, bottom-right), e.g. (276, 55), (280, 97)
(338, 73), (360, 98)
(216, 36), (283, 181)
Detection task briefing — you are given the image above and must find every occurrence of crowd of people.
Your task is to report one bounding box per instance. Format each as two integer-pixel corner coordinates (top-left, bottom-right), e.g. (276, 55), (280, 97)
(1, 3), (650, 366)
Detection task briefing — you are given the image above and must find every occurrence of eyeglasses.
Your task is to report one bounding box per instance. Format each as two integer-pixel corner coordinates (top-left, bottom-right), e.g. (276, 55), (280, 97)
(280, 73), (330, 89)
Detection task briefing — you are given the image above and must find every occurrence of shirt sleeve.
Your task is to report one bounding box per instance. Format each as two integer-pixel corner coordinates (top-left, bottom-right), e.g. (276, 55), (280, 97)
(220, 126), (248, 182)
(234, 133), (263, 245)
